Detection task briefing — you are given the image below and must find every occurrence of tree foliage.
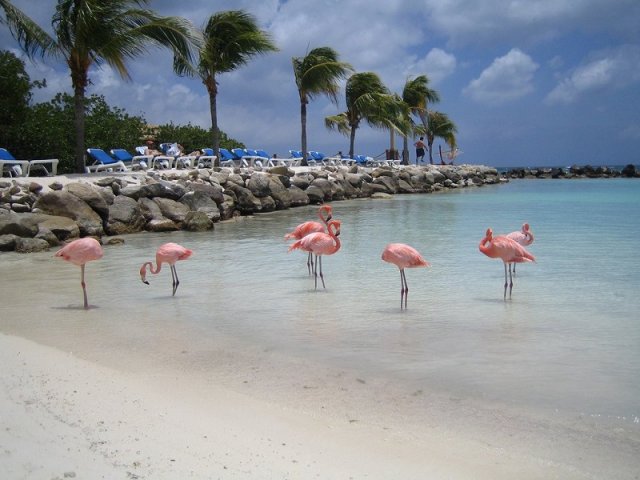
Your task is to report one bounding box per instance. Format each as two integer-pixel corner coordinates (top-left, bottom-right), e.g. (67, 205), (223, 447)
(174, 9), (277, 165)
(155, 122), (244, 153)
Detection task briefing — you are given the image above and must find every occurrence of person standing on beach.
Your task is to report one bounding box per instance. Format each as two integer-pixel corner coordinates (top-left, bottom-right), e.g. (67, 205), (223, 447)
(414, 137), (426, 164)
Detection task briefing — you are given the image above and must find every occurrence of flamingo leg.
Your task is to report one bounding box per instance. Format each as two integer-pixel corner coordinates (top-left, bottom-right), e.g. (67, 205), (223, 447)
(503, 263), (508, 300)
(400, 268), (409, 310)
(508, 263), (514, 298)
(307, 251), (314, 276)
(318, 255), (326, 289)
(80, 264), (89, 309)
(171, 265), (180, 296)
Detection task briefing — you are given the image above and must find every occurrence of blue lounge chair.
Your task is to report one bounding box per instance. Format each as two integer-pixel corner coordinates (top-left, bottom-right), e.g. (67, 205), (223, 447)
(197, 148), (217, 168)
(0, 148), (59, 177)
(110, 148), (153, 170)
(219, 148), (238, 167)
(86, 148), (127, 173)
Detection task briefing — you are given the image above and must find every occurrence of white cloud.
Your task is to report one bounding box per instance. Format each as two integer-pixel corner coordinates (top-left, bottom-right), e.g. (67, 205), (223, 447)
(405, 48), (457, 86)
(545, 45), (640, 104)
(463, 48), (538, 104)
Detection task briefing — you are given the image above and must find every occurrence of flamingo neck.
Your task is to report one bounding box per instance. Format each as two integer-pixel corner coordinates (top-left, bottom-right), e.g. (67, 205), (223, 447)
(143, 260), (162, 275)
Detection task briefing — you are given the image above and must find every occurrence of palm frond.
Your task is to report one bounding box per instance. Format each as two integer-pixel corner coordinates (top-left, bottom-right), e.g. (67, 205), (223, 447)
(0, 0), (57, 58)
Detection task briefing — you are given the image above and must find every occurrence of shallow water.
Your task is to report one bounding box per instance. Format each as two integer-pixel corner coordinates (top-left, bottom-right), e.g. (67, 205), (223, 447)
(2, 179), (640, 450)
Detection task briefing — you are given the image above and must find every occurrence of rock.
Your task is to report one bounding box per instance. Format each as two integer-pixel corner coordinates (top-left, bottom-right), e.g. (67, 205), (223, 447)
(179, 191), (221, 222)
(65, 182), (110, 220)
(267, 177), (292, 209)
(371, 192), (393, 199)
(153, 197), (190, 223)
(184, 211), (213, 231)
(28, 182), (43, 194)
(48, 181), (63, 191)
(247, 173), (271, 198)
(10, 203), (31, 213)
(146, 218), (179, 232)
(622, 164), (637, 177)
(224, 183), (262, 214)
(259, 196), (277, 212)
(32, 191), (104, 236)
(287, 185), (310, 207)
(309, 178), (333, 201)
(184, 182), (225, 205)
(305, 185), (326, 204)
(106, 195), (145, 235)
(0, 233), (19, 251)
(106, 237), (125, 245)
(15, 237), (50, 253)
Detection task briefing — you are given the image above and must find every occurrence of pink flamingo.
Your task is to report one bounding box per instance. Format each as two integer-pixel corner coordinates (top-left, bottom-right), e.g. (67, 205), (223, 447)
(285, 204), (333, 274)
(506, 223), (534, 274)
(479, 228), (535, 299)
(381, 243), (430, 310)
(140, 243), (193, 296)
(55, 237), (104, 309)
(288, 219), (341, 289)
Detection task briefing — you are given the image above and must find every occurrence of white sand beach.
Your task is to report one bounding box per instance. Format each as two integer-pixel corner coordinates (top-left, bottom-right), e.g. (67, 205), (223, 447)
(1, 328), (622, 480)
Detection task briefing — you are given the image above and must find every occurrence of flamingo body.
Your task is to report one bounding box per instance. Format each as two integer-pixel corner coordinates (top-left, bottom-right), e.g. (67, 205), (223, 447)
(288, 220), (341, 289)
(381, 243), (430, 309)
(140, 242), (193, 296)
(55, 237), (104, 309)
(506, 223), (534, 274)
(479, 228), (535, 299)
(285, 205), (333, 274)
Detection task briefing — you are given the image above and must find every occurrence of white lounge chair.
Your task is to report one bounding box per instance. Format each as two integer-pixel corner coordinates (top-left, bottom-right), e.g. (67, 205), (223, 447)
(1, 148), (59, 176)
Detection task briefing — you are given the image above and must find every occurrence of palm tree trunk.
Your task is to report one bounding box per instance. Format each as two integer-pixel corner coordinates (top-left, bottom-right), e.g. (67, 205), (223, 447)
(206, 76), (220, 167)
(402, 135), (409, 165)
(73, 85), (86, 173)
(348, 125), (357, 159)
(389, 129), (396, 160)
(300, 99), (308, 166)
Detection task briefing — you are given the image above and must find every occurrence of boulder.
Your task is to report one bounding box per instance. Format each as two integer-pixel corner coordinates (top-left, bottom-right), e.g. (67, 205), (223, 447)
(179, 191), (221, 222)
(146, 218), (179, 232)
(247, 173), (271, 198)
(287, 185), (310, 207)
(153, 197), (190, 223)
(224, 183), (262, 214)
(0, 234), (19, 251)
(184, 211), (213, 231)
(32, 190), (104, 236)
(65, 182), (110, 220)
(15, 237), (50, 253)
(106, 195), (145, 235)
(184, 182), (225, 204)
(309, 178), (333, 201)
(267, 177), (292, 209)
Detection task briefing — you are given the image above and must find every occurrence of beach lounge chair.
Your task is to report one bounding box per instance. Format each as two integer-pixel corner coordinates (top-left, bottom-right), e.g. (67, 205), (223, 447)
(197, 148), (217, 168)
(0, 148), (59, 177)
(231, 148), (265, 168)
(285, 150), (303, 167)
(85, 148), (127, 173)
(255, 149), (277, 167)
(110, 148), (153, 170)
(219, 148), (238, 167)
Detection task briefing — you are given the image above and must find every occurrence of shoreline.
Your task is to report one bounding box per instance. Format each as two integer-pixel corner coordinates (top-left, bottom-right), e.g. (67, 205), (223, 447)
(2, 331), (623, 480)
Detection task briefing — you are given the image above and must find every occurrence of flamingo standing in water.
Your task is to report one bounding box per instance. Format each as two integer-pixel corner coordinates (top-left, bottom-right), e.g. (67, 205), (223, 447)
(381, 243), (430, 310)
(55, 237), (104, 309)
(506, 223), (534, 274)
(285, 204), (333, 274)
(479, 228), (535, 299)
(288, 220), (341, 289)
(140, 243), (193, 296)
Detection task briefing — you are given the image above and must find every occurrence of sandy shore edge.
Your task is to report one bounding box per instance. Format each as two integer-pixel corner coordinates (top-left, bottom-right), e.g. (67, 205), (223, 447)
(0, 331), (565, 480)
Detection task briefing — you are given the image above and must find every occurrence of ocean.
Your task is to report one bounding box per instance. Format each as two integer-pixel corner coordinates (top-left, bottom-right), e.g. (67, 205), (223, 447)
(1, 177), (639, 475)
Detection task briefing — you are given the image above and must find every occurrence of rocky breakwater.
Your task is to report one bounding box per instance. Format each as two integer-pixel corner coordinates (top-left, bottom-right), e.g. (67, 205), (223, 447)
(505, 163), (639, 179)
(0, 164), (503, 253)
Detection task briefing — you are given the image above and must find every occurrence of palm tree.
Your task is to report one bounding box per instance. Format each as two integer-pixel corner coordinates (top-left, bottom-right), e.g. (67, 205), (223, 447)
(1, 0), (199, 173)
(325, 72), (403, 159)
(426, 111), (457, 164)
(175, 10), (277, 167)
(292, 47), (352, 166)
(402, 75), (440, 164)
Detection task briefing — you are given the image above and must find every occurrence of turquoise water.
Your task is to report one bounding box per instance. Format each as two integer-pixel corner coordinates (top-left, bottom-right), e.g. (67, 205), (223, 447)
(1, 178), (639, 429)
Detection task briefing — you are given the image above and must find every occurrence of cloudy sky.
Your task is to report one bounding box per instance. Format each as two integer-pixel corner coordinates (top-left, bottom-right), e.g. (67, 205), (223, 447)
(2, 0), (639, 167)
